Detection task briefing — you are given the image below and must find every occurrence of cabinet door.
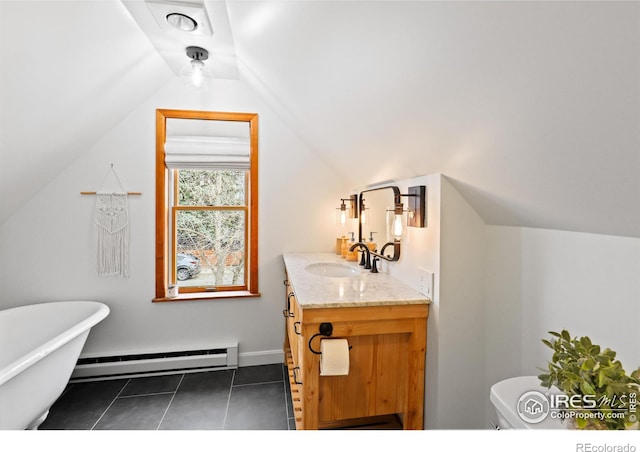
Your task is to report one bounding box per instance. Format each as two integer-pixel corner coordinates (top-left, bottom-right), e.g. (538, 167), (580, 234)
(295, 306), (304, 385)
(286, 291), (301, 369)
(296, 342), (304, 384)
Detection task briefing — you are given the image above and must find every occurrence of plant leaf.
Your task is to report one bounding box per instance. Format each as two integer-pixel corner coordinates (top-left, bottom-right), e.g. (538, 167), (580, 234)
(542, 339), (554, 349)
(581, 380), (596, 395)
(597, 370), (608, 388)
(580, 336), (592, 348)
(581, 358), (596, 372)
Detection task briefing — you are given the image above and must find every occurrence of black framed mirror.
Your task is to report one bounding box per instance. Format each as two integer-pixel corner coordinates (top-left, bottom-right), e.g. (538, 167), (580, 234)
(358, 186), (401, 262)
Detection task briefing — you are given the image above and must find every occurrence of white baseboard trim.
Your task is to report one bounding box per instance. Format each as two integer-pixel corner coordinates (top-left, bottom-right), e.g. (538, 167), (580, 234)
(238, 349), (284, 367)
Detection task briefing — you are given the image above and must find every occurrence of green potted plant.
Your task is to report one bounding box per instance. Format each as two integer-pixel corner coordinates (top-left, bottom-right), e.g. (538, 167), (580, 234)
(538, 330), (640, 430)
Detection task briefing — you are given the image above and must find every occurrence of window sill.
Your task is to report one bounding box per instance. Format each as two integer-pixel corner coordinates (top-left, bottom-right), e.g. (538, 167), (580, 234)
(153, 290), (261, 303)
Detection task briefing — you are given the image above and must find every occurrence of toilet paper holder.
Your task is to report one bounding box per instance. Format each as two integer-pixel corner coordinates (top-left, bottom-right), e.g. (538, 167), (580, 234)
(308, 323), (352, 354)
(308, 322), (334, 354)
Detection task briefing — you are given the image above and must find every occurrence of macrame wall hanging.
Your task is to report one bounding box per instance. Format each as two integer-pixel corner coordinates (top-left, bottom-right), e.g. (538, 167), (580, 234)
(81, 164), (141, 277)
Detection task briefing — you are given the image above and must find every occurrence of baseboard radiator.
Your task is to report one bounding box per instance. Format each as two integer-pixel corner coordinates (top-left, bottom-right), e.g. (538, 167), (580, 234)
(70, 343), (238, 382)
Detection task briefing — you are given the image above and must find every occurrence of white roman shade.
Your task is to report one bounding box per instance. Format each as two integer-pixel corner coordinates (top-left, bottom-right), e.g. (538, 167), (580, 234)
(164, 136), (251, 170)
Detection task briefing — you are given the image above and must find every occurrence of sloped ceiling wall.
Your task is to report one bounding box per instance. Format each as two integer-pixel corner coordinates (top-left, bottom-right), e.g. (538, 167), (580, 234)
(1, 1), (639, 237)
(0, 0), (173, 223)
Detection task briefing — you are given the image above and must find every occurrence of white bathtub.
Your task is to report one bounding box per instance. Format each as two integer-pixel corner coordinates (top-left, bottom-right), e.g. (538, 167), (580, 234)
(0, 301), (109, 429)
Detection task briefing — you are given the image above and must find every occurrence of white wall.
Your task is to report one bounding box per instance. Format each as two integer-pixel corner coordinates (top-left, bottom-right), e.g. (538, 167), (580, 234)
(435, 177), (487, 428)
(484, 226), (523, 424)
(0, 77), (348, 365)
(485, 226), (640, 424)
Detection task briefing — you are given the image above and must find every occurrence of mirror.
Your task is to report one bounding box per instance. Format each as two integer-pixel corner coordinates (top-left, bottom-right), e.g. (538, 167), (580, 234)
(355, 183), (425, 265)
(358, 185), (400, 249)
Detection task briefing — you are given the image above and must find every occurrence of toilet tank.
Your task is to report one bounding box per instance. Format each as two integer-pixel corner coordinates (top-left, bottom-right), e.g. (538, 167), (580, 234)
(490, 376), (565, 429)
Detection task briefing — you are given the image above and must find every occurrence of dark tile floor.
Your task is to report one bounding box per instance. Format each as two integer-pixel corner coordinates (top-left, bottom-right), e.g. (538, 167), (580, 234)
(39, 364), (296, 430)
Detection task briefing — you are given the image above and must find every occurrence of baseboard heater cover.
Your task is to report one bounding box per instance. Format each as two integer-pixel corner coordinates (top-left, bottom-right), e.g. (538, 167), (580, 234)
(71, 343), (238, 381)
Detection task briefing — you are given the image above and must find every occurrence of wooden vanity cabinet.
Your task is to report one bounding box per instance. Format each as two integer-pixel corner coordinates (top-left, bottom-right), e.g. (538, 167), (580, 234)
(283, 271), (429, 430)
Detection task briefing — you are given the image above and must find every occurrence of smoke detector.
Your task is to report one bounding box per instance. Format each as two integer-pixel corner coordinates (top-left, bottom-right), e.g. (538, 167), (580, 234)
(145, 1), (213, 36)
(166, 12), (198, 32)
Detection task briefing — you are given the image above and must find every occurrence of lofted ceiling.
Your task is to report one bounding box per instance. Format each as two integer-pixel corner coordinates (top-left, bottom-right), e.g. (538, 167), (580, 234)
(1, 1), (639, 238)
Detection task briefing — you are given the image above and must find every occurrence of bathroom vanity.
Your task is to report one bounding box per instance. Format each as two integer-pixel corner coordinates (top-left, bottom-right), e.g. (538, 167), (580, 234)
(282, 253), (430, 430)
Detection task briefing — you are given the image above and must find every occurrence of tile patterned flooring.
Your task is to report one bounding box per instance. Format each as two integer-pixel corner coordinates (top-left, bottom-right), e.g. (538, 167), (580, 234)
(39, 364), (295, 430)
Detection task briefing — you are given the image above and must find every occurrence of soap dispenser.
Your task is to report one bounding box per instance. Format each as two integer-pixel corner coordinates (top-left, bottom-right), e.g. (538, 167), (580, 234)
(336, 235), (346, 255)
(345, 232), (358, 261)
(341, 232), (351, 258)
(367, 231), (377, 253)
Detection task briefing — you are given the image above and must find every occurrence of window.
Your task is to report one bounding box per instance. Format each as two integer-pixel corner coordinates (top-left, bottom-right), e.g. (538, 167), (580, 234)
(154, 109), (259, 301)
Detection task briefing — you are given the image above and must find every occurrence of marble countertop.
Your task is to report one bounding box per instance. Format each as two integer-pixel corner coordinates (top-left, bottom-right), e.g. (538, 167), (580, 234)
(283, 252), (431, 309)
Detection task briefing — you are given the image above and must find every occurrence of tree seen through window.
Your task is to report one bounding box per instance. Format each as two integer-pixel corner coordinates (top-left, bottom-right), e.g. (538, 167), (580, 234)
(175, 169), (247, 288)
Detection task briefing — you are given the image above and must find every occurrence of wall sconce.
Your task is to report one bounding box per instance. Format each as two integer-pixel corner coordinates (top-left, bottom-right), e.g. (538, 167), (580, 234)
(387, 185), (426, 240)
(336, 195), (358, 226)
(180, 46), (213, 90)
(405, 185), (426, 228)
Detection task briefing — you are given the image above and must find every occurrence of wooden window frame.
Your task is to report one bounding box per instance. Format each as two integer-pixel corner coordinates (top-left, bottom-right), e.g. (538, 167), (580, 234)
(154, 109), (259, 302)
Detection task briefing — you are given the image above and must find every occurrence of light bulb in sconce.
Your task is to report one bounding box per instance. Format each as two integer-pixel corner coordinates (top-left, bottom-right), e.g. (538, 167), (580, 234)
(336, 195), (358, 226)
(360, 199), (367, 225)
(339, 207), (347, 225)
(336, 199), (348, 226)
(392, 203), (404, 240)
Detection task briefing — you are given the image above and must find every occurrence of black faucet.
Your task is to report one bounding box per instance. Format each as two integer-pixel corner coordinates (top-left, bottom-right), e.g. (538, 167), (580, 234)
(349, 242), (371, 270)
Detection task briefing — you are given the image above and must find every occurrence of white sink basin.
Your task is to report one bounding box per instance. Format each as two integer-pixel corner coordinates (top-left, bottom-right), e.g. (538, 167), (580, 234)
(304, 262), (361, 277)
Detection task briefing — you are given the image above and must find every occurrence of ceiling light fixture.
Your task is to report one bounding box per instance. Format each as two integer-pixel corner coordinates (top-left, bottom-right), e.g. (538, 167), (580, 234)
(166, 12), (198, 32)
(180, 46), (213, 90)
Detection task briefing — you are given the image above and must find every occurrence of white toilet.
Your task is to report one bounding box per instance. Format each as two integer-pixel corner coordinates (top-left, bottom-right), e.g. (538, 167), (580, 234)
(490, 376), (565, 429)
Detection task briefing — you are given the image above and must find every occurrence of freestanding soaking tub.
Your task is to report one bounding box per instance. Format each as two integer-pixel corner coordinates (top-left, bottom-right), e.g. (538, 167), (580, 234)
(0, 301), (109, 429)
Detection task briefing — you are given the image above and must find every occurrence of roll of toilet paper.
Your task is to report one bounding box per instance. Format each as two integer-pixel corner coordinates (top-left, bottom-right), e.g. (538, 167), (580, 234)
(320, 338), (350, 376)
